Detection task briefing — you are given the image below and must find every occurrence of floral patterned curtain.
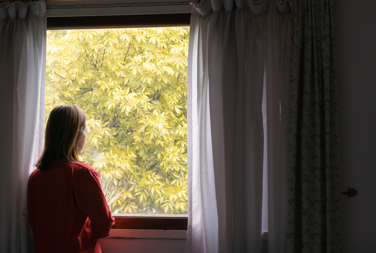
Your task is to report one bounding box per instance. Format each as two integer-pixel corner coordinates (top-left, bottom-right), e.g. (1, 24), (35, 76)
(287, 0), (339, 252)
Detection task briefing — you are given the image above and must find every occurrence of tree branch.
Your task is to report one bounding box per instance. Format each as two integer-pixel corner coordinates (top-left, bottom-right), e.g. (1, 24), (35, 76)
(109, 113), (119, 128)
(101, 49), (106, 68)
(110, 120), (120, 128)
(54, 72), (66, 79)
(148, 162), (158, 171)
(79, 88), (93, 96)
(103, 178), (110, 195)
(85, 57), (100, 72)
(124, 43), (132, 62)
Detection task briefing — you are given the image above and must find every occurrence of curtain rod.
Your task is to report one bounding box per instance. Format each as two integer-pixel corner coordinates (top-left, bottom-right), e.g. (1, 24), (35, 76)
(1, 0), (198, 3)
(5, 0), (40, 2)
(46, 1), (197, 9)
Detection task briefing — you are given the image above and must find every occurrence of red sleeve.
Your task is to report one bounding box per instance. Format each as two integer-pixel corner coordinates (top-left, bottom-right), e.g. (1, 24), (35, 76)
(73, 165), (115, 239)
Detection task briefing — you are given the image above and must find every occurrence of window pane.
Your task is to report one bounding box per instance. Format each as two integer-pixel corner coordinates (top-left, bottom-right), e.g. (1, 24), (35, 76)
(46, 28), (189, 215)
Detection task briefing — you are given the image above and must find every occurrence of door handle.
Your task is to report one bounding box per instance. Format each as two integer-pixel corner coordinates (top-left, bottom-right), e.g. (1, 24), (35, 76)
(342, 187), (358, 198)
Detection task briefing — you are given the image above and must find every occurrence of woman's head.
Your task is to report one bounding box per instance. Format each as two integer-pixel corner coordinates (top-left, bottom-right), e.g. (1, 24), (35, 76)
(36, 105), (87, 171)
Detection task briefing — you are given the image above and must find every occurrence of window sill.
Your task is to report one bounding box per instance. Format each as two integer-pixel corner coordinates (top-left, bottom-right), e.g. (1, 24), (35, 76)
(108, 229), (187, 240)
(113, 215), (188, 230)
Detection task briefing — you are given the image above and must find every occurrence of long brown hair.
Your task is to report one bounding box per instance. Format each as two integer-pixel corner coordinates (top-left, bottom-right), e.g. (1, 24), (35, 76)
(36, 105), (87, 171)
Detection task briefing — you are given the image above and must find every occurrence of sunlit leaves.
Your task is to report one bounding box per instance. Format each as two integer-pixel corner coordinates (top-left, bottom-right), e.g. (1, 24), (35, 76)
(46, 27), (189, 214)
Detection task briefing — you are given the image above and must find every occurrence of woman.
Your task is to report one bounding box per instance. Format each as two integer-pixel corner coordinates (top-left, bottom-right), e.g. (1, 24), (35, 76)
(28, 105), (115, 253)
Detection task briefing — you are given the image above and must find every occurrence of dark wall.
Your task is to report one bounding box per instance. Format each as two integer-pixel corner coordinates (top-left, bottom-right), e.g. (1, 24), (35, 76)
(336, 0), (376, 252)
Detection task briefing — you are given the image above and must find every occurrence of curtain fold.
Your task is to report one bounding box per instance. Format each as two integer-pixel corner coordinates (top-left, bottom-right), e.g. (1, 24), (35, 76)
(286, 0), (339, 252)
(264, 6), (291, 253)
(188, 1), (291, 252)
(0, 2), (46, 253)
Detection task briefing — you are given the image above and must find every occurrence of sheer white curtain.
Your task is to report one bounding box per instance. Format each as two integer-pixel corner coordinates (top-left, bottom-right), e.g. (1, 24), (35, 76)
(0, 1), (46, 252)
(187, 0), (291, 252)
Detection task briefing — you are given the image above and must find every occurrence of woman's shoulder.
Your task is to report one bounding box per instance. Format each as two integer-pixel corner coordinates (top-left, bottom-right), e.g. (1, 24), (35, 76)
(71, 162), (101, 186)
(72, 162), (99, 176)
(29, 167), (41, 181)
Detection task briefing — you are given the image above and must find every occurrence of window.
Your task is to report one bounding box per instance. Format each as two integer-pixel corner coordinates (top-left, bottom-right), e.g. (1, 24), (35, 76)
(46, 14), (190, 230)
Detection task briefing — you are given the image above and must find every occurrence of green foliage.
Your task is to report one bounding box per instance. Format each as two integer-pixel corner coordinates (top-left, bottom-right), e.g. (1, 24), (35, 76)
(46, 28), (189, 214)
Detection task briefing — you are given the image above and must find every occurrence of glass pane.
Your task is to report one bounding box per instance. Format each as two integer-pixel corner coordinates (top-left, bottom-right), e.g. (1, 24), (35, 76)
(46, 28), (189, 215)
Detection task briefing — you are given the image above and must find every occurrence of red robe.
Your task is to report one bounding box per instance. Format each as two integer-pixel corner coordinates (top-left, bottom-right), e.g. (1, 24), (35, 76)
(28, 159), (115, 253)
